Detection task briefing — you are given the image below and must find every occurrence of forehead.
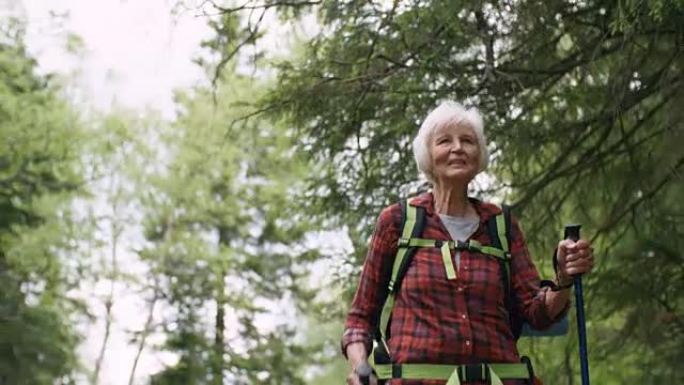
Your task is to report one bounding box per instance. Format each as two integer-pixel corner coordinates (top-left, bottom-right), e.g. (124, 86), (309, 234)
(433, 121), (475, 136)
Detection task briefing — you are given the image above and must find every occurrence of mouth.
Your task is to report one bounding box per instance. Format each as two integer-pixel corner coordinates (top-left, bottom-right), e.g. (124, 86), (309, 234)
(448, 159), (467, 166)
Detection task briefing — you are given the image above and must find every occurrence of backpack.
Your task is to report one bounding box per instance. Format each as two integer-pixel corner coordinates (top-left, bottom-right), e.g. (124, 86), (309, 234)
(372, 198), (567, 365)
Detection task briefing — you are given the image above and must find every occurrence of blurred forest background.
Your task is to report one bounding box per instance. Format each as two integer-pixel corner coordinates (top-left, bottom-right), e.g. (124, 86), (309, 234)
(1, 1), (682, 384)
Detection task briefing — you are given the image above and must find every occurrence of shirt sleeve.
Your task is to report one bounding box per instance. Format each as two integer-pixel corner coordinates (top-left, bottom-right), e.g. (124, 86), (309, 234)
(509, 216), (570, 330)
(340, 204), (400, 358)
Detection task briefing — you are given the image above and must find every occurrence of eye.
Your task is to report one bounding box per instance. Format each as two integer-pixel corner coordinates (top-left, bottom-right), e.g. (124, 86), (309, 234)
(436, 136), (451, 145)
(461, 136), (475, 144)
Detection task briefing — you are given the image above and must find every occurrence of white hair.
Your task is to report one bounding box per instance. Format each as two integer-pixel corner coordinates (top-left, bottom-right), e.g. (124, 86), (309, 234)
(412, 101), (489, 183)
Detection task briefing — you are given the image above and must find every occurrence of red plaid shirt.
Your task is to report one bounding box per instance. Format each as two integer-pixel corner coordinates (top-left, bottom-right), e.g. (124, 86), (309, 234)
(342, 192), (567, 385)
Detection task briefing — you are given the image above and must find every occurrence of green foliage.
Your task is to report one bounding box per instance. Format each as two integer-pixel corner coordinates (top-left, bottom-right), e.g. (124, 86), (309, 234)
(139, 67), (319, 384)
(0, 23), (86, 384)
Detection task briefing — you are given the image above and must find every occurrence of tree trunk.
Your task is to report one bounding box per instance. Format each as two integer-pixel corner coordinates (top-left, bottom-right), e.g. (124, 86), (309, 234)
(93, 199), (121, 385)
(127, 283), (158, 385)
(212, 226), (232, 385)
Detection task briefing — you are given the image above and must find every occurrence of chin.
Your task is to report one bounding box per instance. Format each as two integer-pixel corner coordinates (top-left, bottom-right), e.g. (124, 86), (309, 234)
(440, 172), (477, 185)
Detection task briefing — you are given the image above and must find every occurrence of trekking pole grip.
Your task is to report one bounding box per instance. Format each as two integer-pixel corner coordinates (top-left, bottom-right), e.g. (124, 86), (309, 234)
(355, 362), (374, 385)
(563, 224), (580, 243)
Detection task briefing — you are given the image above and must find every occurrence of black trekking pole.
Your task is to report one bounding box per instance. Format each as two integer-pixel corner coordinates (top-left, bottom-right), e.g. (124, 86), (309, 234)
(564, 225), (590, 385)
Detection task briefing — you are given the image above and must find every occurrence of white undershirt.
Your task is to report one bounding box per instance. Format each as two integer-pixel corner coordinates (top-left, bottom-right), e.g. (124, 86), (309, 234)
(438, 214), (479, 269)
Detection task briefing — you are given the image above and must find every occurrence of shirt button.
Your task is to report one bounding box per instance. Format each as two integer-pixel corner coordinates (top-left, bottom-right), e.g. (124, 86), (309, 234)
(457, 287), (464, 292)
(465, 340), (471, 346)
(461, 314), (467, 319)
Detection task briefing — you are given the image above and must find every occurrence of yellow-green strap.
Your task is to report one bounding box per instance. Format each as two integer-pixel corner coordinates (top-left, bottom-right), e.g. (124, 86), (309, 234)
(477, 245), (506, 258)
(496, 213), (509, 254)
(382, 199), (418, 339)
(388, 200), (418, 291)
(400, 238), (440, 247)
(399, 238), (507, 259)
(444, 366), (503, 385)
(387, 248), (408, 292)
(468, 240), (506, 259)
(445, 368), (460, 385)
(395, 239), (507, 263)
(374, 363), (528, 382)
(446, 367), (461, 385)
(401, 199), (417, 239)
(441, 241), (457, 280)
(378, 294), (395, 341)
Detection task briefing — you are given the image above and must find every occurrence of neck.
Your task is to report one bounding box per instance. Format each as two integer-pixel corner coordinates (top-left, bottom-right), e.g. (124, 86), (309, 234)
(433, 181), (474, 217)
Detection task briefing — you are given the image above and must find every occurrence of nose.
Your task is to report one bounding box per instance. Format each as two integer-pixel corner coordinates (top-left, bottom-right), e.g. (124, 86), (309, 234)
(450, 139), (464, 153)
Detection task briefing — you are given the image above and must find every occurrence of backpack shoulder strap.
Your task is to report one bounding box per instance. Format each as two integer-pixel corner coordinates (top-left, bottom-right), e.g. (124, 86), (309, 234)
(377, 198), (426, 348)
(486, 204), (517, 332)
(487, 204), (512, 253)
(501, 204), (512, 253)
(387, 198), (426, 293)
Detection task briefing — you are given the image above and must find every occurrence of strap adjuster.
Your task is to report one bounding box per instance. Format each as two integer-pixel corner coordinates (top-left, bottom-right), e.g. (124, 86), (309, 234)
(391, 364), (402, 378)
(456, 240), (469, 250)
(398, 238), (410, 247)
(463, 363), (489, 382)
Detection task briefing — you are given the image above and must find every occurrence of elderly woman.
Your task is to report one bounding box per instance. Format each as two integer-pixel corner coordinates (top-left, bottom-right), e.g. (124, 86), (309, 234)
(342, 101), (594, 385)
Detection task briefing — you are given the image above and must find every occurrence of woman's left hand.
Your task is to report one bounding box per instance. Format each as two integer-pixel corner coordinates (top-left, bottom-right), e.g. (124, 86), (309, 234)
(556, 239), (595, 285)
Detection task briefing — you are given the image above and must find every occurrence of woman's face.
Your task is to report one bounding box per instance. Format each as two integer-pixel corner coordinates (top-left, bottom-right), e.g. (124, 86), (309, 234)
(429, 123), (480, 184)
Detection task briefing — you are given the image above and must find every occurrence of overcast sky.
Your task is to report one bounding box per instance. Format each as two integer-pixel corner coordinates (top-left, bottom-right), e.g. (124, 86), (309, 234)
(21, 0), (213, 119)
